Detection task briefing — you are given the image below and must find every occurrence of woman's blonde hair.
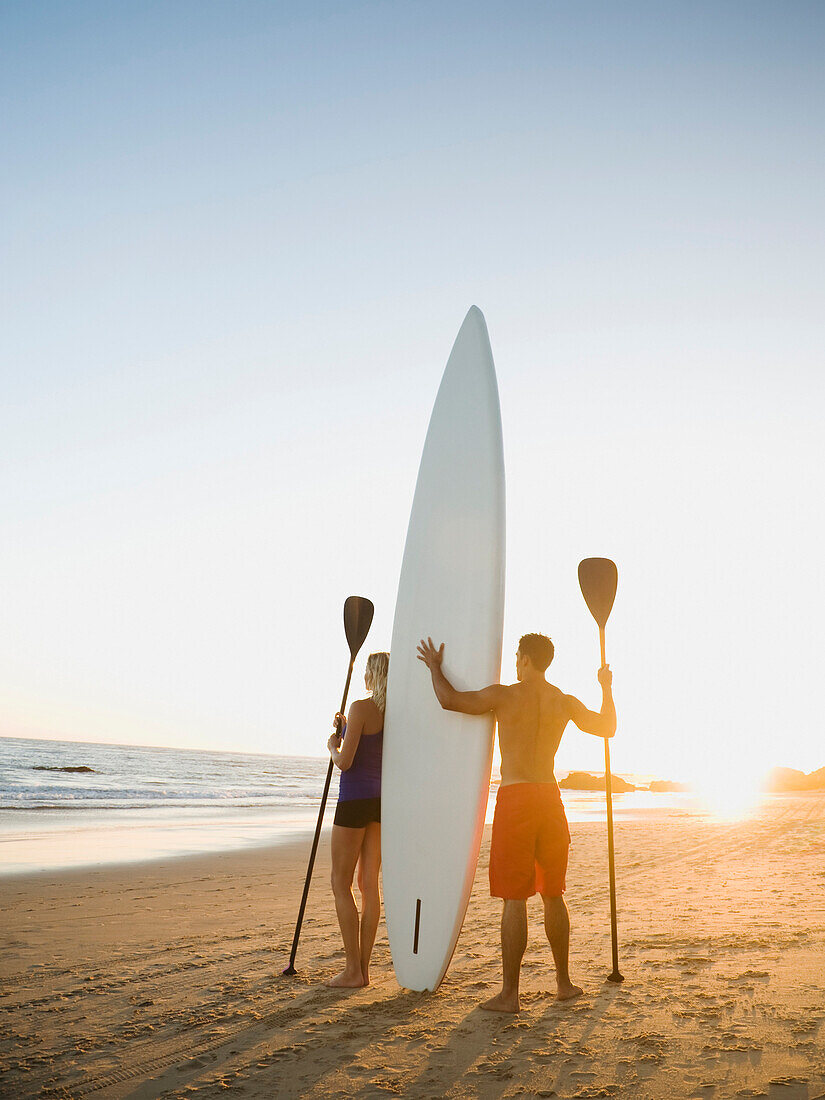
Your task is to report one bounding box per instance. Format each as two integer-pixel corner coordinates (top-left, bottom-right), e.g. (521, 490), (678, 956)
(365, 651), (390, 713)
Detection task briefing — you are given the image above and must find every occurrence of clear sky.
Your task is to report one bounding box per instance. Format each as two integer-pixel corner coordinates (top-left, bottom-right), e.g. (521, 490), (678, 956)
(2, 2), (823, 788)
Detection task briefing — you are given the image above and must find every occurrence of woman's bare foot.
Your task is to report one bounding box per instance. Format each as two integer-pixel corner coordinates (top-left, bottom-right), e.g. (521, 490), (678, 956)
(325, 969), (365, 989)
(480, 991), (520, 1013)
(556, 981), (583, 1001)
(361, 967), (370, 987)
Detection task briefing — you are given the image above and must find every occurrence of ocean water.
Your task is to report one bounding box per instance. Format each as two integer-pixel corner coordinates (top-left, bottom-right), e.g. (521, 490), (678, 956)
(0, 735), (333, 814)
(0, 735), (699, 875)
(0, 736), (337, 875)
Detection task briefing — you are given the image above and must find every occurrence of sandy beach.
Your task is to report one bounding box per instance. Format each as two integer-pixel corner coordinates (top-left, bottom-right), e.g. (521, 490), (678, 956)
(2, 793), (824, 1099)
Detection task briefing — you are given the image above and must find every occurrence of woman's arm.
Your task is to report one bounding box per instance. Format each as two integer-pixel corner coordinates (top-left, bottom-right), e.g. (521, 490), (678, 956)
(327, 700), (365, 770)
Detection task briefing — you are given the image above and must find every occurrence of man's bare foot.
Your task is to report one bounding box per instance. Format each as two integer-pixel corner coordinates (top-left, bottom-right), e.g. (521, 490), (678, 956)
(325, 970), (365, 988)
(556, 982), (583, 1002)
(480, 991), (520, 1013)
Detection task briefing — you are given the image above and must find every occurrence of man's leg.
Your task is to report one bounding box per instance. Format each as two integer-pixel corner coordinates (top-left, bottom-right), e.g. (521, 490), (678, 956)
(481, 899), (527, 1013)
(542, 894), (582, 1001)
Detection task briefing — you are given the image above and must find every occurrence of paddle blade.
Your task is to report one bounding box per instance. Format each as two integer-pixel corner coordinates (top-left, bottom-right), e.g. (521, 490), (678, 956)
(343, 596), (374, 658)
(578, 559), (618, 628)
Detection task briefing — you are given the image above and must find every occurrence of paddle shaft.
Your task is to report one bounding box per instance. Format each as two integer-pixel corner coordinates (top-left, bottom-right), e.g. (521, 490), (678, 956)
(599, 625), (623, 983)
(284, 659), (355, 973)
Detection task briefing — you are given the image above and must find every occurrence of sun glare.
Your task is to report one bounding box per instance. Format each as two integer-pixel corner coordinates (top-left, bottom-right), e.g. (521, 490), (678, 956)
(688, 760), (767, 821)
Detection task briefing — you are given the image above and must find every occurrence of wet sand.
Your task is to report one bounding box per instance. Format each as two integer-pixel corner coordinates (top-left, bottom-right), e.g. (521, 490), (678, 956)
(1, 794), (824, 1098)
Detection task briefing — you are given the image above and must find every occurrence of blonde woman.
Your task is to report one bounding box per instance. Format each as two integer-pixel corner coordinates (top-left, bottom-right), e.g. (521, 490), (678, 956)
(326, 651), (388, 988)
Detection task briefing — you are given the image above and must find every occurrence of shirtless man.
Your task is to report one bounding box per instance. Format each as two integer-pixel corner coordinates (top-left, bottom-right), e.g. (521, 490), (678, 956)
(417, 632), (616, 1013)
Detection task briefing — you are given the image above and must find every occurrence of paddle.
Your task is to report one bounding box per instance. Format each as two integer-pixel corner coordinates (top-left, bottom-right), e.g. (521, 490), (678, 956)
(578, 557), (624, 984)
(282, 595), (375, 975)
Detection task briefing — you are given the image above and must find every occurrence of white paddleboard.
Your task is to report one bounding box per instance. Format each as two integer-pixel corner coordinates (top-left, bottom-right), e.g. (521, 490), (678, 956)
(382, 306), (506, 992)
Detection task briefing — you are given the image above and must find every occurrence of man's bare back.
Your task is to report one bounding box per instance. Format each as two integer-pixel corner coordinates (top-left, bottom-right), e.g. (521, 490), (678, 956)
(494, 680), (572, 785)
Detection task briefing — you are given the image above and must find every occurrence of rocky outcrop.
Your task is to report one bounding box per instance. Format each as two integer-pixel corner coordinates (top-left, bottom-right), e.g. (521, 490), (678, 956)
(32, 765), (97, 773)
(764, 766), (825, 792)
(559, 772), (636, 793)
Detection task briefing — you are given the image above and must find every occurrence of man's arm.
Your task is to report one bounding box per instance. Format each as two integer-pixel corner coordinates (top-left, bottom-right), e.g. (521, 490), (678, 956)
(566, 665), (617, 738)
(416, 637), (505, 715)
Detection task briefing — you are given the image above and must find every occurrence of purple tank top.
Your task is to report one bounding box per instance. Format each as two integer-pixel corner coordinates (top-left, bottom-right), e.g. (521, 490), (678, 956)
(338, 729), (383, 802)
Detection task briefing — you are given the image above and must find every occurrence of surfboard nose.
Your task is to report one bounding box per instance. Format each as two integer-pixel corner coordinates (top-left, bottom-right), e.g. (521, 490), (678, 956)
(446, 307), (494, 388)
(463, 304), (487, 330)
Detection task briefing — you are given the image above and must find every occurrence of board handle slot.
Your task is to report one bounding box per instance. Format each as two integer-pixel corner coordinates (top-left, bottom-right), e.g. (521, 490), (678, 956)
(413, 899), (422, 954)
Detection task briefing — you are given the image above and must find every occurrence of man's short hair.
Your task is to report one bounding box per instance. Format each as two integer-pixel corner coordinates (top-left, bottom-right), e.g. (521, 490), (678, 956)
(518, 633), (554, 672)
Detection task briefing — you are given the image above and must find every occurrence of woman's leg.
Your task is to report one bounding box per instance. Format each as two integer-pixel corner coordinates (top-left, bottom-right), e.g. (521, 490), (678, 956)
(327, 823), (366, 987)
(356, 822), (381, 985)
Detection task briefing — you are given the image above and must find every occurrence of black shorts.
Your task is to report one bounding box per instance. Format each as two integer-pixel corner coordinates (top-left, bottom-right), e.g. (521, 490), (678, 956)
(333, 797), (381, 829)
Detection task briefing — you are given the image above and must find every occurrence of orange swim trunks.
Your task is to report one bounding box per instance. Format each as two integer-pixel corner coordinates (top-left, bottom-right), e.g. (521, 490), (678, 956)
(489, 782), (571, 899)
